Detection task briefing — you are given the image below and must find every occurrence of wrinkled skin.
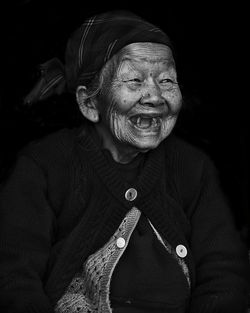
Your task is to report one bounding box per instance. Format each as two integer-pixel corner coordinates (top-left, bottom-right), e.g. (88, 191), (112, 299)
(79, 42), (182, 163)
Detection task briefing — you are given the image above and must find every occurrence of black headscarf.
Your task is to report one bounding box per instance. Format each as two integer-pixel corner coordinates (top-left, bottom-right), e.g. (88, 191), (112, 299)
(25, 10), (173, 104)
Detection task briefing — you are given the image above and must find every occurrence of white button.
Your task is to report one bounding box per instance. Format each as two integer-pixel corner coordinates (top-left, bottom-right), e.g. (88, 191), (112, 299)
(116, 237), (126, 249)
(176, 244), (187, 258)
(125, 188), (137, 201)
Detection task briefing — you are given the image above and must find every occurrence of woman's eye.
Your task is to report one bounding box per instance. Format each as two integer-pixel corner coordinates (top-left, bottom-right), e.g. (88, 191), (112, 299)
(129, 78), (141, 83)
(161, 78), (174, 84)
(160, 78), (178, 89)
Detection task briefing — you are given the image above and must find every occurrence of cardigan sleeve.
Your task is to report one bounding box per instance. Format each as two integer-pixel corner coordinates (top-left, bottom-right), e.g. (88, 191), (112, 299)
(0, 154), (55, 313)
(189, 156), (249, 313)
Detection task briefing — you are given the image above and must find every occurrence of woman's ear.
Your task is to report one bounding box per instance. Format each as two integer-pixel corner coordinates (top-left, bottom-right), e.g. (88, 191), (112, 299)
(76, 85), (99, 123)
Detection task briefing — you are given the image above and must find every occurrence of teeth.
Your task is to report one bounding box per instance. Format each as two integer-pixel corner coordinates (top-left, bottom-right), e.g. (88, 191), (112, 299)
(152, 117), (158, 127)
(132, 116), (161, 128)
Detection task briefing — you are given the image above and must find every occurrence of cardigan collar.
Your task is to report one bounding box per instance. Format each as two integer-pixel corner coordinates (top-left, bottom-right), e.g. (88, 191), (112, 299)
(77, 123), (165, 210)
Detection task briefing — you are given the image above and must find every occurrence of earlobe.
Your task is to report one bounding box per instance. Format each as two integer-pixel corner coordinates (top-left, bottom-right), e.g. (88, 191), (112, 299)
(76, 85), (99, 123)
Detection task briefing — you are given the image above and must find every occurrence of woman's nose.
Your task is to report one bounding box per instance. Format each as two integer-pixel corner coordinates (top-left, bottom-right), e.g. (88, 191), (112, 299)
(140, 82), (164, 107)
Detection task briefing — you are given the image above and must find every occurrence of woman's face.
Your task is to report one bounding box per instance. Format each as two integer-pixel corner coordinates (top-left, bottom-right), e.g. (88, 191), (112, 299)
(96, 42), (182, 155)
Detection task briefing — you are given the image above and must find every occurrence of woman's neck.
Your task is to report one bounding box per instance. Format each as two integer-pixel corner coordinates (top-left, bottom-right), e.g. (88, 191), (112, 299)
(95, 124), (146, 164)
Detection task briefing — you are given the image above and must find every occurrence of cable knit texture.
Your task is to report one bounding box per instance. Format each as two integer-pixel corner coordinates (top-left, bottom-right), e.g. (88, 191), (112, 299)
(0, 124), (249, 313)
(55, 208), (141, 313)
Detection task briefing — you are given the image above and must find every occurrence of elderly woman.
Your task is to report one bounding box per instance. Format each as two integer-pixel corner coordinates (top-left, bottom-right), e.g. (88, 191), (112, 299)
(0, 10), (249, 313)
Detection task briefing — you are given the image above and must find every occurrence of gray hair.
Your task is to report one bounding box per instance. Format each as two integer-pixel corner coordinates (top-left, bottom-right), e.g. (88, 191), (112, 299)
(82, 46), (130, 101)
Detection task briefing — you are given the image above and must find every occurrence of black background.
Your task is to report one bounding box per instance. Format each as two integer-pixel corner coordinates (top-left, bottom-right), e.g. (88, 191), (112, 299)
(1, 1), (249, 244)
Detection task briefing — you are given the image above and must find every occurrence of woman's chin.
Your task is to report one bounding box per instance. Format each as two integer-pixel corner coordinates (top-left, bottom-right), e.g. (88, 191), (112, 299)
(130, 137), (163, 151)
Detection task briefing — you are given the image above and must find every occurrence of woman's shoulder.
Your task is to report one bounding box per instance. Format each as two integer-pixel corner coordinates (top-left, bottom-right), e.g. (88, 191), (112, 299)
(164, 133), (211, 168)
(19, 126), (82, 166)
(163, 134), (217, 201)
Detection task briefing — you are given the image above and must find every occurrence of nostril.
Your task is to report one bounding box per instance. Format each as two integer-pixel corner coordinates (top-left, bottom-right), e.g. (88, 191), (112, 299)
(141, 101), (162, 107)
(140, 96), (165, 107)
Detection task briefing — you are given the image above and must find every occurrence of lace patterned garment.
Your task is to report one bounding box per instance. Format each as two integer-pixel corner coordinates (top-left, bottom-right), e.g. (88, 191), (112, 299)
(55, 207), (190, 313)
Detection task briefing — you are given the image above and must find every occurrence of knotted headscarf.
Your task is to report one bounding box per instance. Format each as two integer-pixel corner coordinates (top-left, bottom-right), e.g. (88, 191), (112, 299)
(25, 10), (173, 104)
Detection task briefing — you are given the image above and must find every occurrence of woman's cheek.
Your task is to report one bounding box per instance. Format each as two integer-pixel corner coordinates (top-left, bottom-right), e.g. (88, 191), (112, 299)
(163, 89), (182, 112)
(112, 114), (129, 141)
(111, 86), (142, 110)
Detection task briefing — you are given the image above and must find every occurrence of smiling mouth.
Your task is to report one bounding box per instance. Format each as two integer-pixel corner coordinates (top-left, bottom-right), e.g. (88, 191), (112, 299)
(129, 114), (161, 130)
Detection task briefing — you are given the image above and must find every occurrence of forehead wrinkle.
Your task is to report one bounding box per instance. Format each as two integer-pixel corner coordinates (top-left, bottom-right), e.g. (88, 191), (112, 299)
(115, 59), (139, 78)
(120, 56), (176, 71)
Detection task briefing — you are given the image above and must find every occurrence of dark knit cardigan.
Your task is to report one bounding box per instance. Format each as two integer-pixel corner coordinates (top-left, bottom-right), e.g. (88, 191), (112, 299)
(0, 125), (249, 313)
